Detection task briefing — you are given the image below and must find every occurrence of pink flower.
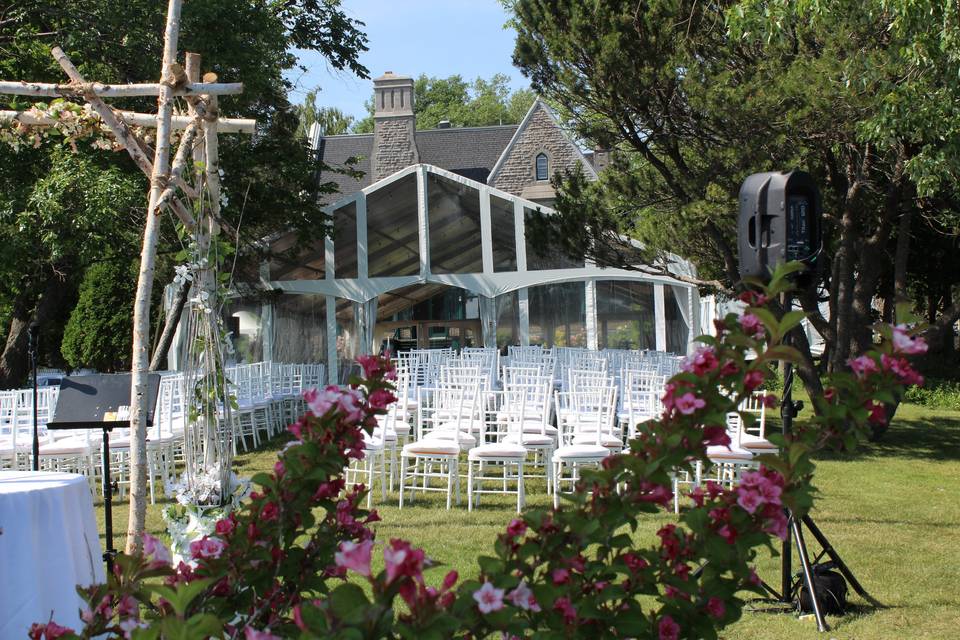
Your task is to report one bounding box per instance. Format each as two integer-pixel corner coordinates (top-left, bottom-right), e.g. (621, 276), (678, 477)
(706, 596), (725, 618)
(623, 552), (649, 572)
(368, 388), (396, 410)
(738, 313), (765, 337)
(848, 355), (879, 378)
(761, 393), (778, 408)
(738, 291), (769, 306)
(506, 580), (541, 611)
(116, 594), (138, 619)
(764, 509), (789, 540)
(119, 618), (148, 637)
(473, 581), (505, 614)
(553, 596), (577, 624)
(688, 487), (705, 507)
(743, 369), (765, 390)
(442, 570), (459, 591)
(551, 568), (570, 584)
(702, 425), (731, 447)
(28, 622), (74, 640)
(718, 524), (737, 544)
(142, 533), (172, 567)
(303, 386), (341, 417)
(892, 324), (928, 355)
(736, 488), (763, 514)
(383, 539), (425, 584)
(506, 518), (527, 538)
(243, 628), (280, 640)
(881, 354), (924, 386)
(288, 419), (305, 440)
(867, 400), (886, 425)
(337, 388), (365, 422)
(215, 517), (236, 537)
(260, 501), (279, 521)
(758, 480), (782, 504)
(189, 536), (225, 560)
(682, 346), (719, 375)
(658, 614), (680, 640)
(720, 360), (739, 377)
(674, 392), (706, 415)
(334, 539), (373, 577)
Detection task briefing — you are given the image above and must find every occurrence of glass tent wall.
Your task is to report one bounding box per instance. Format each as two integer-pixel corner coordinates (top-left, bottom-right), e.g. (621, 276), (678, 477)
(266, 164), (701, 384)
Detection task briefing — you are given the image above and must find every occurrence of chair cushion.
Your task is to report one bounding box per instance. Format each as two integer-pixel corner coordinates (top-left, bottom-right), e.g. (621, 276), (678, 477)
(706, 445), (754, 461)
(573, 433), (623, 449)
(39, 437), (95, 456)
(502, 433), (554, 447)
(522, 423), (558, 435)
(739, 434), (777, 451)
(469, 443), (528, 459)
(402, 439), (460, 456)
(553, 444), (610, 460)
(430, 428), (477, 448)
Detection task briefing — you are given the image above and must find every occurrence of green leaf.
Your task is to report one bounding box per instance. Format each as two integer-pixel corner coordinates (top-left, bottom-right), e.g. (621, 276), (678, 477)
(328, 583), (370, 625)
(779, 310), (808, 335)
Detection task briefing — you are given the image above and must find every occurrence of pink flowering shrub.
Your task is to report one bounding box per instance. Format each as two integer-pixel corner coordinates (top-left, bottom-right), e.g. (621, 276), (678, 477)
(40, 264), (924, 639)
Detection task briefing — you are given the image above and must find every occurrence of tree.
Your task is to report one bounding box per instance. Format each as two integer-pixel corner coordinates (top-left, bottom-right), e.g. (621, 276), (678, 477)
(0, 0), (369, 386)
(508, 0), (960, 411)
(61, 259), (138, 371)
(351, 73), (535, 132)
(295, 89), (354, 139)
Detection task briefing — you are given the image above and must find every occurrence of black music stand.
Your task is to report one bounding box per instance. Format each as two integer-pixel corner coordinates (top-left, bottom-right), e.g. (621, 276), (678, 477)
(47, 374), (161, 573)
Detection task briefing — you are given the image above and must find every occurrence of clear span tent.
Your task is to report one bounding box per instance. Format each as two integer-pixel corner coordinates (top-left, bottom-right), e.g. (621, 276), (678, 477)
(224, 164), (703, 384)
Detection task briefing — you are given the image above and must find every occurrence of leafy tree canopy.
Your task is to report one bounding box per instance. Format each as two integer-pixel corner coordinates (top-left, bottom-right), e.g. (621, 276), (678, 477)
(295, 89), (354, 139)
(508, 0), (960, 394)
(0, 0), (368, 384)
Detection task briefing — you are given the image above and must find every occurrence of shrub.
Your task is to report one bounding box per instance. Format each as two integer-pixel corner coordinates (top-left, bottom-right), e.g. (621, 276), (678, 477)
(904, 377), (960, 411)
(34, 265), (925, 640)
(61, 259), (137, 372)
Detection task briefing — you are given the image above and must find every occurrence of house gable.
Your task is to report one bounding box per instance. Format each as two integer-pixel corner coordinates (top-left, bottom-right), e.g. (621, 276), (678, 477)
(487, 98), (597, 199)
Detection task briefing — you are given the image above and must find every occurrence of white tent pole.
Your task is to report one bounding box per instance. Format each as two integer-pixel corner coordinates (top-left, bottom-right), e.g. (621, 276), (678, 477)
(654, 284), (667, 352)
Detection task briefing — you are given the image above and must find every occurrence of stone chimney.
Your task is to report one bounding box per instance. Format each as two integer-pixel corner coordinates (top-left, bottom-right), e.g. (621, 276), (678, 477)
(372, 72), (419, 181)
(592, 148), (611, 174)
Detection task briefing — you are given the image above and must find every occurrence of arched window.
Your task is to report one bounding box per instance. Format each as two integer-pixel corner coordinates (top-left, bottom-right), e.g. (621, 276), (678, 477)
(535, 153), (549, 181)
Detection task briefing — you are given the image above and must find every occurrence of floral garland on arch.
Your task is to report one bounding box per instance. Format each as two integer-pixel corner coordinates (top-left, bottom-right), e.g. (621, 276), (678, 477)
(0, 98), (176, 153)
(30, 263), (927, 640)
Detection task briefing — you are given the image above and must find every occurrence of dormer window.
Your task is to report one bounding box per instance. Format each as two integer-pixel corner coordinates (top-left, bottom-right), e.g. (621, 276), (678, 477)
(535, 153), (549, 181)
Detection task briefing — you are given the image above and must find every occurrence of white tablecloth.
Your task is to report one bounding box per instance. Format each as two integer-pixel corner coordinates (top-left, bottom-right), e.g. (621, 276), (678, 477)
(0, 471), (105, 638)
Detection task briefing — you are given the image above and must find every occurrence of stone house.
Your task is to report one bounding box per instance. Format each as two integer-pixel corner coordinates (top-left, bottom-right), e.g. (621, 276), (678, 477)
(313, 71), (600, 206)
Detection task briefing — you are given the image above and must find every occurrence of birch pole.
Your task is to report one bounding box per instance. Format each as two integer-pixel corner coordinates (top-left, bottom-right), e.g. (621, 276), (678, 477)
(126, 0), (183, 554)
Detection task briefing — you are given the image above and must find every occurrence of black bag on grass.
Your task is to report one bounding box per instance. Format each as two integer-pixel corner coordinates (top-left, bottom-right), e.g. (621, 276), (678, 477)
(798, 563), (848, 615)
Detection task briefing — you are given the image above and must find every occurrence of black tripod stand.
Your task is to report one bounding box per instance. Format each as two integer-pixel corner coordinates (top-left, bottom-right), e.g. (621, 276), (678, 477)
(758, 302), (883, 631)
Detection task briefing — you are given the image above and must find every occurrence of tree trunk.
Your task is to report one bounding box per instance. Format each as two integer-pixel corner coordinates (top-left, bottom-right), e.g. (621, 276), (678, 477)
(125, 0), (182, 555)
(0, 286), (37, 389)
(892, 208), (913, 316)
(0, 270), (74, 388)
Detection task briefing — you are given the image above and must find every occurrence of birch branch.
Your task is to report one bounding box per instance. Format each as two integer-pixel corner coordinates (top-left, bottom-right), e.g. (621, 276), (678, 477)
(0, 79), (243, 97)
(155, 121), (200, 213)
(50, 46), (197, 230)
(0, 109), (255, 133)
(127, 0), (183, 555)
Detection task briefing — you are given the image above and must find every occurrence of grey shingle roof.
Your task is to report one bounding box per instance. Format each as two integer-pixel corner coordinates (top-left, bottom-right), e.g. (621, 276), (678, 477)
(314, 133), (373, 205)
(315, 124), (519, 203)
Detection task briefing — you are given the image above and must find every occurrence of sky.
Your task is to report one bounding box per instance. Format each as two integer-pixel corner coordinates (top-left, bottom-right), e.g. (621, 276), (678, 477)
(285, 0), (529, 121)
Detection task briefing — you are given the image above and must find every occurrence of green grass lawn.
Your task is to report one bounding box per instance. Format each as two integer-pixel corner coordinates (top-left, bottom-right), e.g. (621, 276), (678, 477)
(94, 403), (960, 638)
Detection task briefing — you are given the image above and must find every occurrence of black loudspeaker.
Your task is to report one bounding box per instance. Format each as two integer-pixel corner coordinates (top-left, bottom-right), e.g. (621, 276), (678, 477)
(738, 170), (822, 279)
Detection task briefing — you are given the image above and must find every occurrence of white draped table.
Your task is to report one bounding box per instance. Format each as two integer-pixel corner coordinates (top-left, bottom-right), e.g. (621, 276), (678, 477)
(0, 471), (105, 638)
